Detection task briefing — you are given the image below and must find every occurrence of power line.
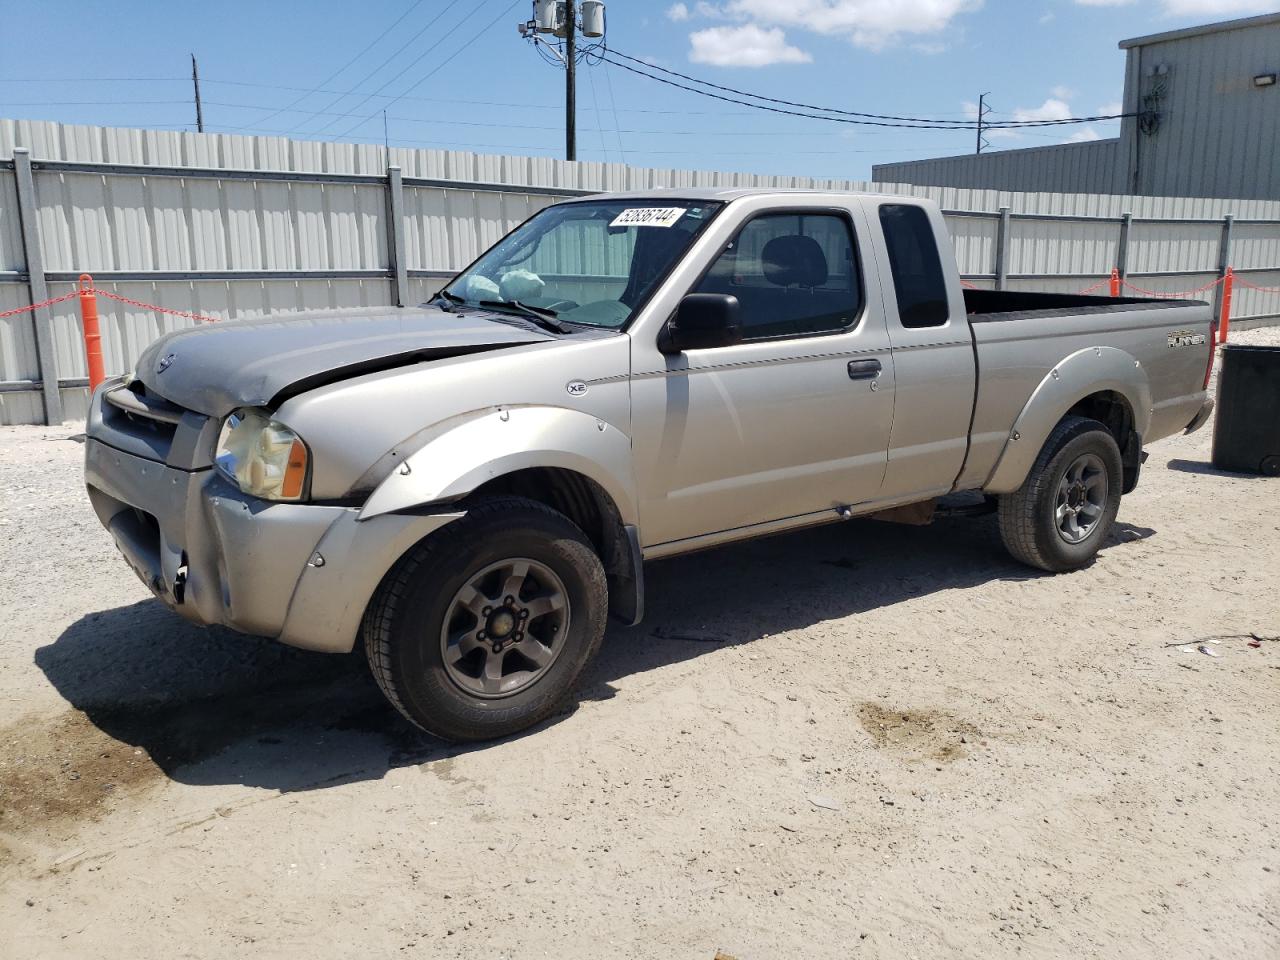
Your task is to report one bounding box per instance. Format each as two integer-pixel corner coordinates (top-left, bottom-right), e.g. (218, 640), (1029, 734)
(201, 78), (793, 117)
(0, 68), (1116, 129)
(600, 60), (628, 163)
(603, 47), (1134, 130)
(195, 121), (959, 156)
(324, 0), (522, 141)
(0, 74), (988, 122)
(308, 0), (517, 139)
(224, 0), (432, 133)
(585, 58), (609, 162)
(605, 48), (976, 127)
(0, 77), (186, 83)
(283, 1), (453, 135)
(203, 100), (984, 139)
(600, 55), (975, 131)
(0, 99), (192, 106)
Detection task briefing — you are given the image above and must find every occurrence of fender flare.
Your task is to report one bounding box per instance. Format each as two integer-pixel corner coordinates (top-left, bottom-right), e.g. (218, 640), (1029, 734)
(984, 346), (1152, 494)
(358, 405), (639, 526)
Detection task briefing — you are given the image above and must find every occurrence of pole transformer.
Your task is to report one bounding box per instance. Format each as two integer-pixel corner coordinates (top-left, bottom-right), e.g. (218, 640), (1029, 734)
(519, 1), (605, 163)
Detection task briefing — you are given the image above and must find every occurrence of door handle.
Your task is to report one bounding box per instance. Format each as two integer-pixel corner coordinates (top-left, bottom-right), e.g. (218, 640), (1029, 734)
(846, 358), (882, 381)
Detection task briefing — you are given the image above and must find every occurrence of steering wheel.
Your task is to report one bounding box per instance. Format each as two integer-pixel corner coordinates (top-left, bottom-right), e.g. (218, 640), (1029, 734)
(544, 299), (580, 312)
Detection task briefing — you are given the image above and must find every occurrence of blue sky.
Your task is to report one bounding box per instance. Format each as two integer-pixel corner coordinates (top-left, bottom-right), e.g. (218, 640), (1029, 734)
(0, 0), (1272, 179)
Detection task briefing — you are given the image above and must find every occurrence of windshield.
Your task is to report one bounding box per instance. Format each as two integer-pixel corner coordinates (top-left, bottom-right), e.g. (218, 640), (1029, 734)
(442, 199), (723, 329)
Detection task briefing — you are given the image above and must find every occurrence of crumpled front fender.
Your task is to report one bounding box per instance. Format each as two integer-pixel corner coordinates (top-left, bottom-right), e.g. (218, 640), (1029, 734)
(358, 405), (638, 526)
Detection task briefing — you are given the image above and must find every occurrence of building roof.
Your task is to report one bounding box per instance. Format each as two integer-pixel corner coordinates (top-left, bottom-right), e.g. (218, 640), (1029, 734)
(1118, 11), (1280, 49)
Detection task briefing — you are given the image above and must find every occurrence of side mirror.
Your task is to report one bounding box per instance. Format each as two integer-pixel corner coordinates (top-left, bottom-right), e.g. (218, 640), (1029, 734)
(659, 293), (743, 354)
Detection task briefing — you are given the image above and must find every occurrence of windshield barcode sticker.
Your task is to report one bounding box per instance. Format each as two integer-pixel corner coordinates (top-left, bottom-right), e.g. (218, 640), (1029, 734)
(609, 207), (687, 228)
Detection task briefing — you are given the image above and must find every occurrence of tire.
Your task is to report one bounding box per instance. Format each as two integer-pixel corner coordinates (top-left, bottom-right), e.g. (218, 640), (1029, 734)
(362, 496), (608, 742)
(997, 416), (1123, 573)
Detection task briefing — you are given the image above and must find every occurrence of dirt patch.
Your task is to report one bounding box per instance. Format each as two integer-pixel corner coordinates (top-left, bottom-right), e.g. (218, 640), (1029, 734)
(857, 702), (982, 762)
(0, 710), (164, 846)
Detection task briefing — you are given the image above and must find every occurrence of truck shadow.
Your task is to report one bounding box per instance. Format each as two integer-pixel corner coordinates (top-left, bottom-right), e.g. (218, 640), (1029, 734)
(34, 514), (1153, 795)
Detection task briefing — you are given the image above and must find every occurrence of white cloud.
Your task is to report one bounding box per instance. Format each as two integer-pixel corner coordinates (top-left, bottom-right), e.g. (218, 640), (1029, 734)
(1074, 0), (1272, 10)
(1050, 85), (1075, 100)
(688, 24), (813, 66)
(1067, 127), (1103, 142)
(666, 2), (690, 20)
(713, 0), (982, 51)
(1012, 98), (1074, 122)
(1159, 0), (1273, 14)
(1098, 100), (1124, 115)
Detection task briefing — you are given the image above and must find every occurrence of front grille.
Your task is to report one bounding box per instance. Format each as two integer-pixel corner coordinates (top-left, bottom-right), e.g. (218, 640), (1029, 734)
(100, 381), (183, 459)
(105, 380), (184, 423)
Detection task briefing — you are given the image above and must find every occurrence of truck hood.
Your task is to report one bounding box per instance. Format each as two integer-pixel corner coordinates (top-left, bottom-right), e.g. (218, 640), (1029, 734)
(135, 305), (557, 418)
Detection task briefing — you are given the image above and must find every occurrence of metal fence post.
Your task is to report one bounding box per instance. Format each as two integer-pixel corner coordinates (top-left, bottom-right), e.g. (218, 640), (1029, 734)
(12, 148), (63, 425)
(1214, 213), (1234, 322)
(994, 206), (1011, 291)
(385, 164), (409, 308)
(1117, 212), (1132, 282)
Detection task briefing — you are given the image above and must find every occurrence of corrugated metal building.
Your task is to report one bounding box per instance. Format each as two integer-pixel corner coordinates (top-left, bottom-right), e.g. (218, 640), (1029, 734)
(873, 13), (1280, 200)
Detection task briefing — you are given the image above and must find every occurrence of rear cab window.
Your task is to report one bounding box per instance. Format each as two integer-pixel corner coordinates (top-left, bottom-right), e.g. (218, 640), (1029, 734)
(878, 204), (949, 329)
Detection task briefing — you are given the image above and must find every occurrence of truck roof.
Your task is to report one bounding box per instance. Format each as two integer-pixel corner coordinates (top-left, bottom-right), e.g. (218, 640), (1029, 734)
(572, 187), (922, 204)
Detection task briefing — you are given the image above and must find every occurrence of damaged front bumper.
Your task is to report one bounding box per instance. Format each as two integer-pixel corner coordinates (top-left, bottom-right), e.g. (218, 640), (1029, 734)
(83, 381), (460, 653)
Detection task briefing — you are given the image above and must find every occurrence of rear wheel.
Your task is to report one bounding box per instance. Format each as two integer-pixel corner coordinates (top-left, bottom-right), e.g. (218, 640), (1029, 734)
(363, 496), (607, 741)
(998, 416), (1123, 572)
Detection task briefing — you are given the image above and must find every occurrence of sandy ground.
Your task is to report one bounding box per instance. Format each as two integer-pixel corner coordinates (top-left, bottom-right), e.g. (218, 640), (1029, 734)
(1, 329), (1277, 960)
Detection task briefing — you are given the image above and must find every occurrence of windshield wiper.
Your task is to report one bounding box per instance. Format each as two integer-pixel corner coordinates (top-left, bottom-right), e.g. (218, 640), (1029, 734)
(478, 299), (572, 334)
(432, 289), (465, 312)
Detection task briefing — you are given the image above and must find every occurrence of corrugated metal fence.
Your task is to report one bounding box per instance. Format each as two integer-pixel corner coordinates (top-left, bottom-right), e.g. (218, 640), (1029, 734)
(3, 118), (1279, 425)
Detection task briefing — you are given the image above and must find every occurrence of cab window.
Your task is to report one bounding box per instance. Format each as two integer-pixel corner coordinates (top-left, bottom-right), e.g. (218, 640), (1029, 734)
(692, 212), (861, 341)
(878, 204), (949, 329)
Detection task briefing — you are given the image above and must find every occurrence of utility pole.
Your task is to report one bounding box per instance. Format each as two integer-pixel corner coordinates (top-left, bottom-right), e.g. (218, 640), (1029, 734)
(191, 54), (204, 133)
(975, 91), (989, 155)
(565, 0), (576, 161)
(519, 1), (606, 162)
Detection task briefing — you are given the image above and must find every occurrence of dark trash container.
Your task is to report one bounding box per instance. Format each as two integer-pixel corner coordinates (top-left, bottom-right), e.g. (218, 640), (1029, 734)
(1212, 344), (1280, 476)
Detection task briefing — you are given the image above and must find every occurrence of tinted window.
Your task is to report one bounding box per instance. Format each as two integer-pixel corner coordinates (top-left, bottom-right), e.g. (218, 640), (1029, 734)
(878, 204), (949, 329)
(692, 212), (860, 341)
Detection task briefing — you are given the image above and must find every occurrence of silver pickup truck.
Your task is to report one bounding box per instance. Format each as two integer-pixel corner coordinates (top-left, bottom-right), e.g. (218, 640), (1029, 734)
(84, 189), (1216, 740)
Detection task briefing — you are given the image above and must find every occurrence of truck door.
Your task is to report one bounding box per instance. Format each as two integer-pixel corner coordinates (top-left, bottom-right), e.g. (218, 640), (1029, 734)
(630, 205), (896, 548)
(870, 202), (977, 501)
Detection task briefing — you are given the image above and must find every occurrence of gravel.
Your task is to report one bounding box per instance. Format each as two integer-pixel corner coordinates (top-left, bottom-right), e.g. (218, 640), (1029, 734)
(2, 327), (1278, 959)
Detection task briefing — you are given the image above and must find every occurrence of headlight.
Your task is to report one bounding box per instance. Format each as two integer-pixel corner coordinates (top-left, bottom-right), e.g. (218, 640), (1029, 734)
(215, 409), (310, 501)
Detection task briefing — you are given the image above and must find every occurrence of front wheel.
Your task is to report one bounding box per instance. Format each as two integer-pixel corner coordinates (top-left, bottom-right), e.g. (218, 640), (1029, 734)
(997, 416), (1124, 572)
(362, 496), (608, 741)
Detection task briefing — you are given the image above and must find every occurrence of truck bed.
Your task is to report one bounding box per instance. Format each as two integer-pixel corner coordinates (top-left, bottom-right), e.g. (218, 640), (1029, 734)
(963, 288), (1205, 320)
(954, 291), (1215, 492)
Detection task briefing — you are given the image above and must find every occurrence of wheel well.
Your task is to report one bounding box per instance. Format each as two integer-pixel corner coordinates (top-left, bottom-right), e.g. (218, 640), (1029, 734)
(1065, 391), (1141, 492)
(469, 468), (641, 623)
